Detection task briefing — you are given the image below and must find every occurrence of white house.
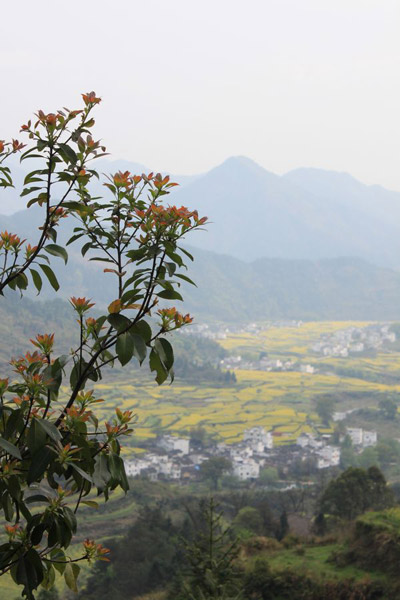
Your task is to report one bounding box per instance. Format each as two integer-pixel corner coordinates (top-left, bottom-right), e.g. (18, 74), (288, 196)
(243, 426), (273, 450)
(124, 458), (149, 477)
(296, 432), (323, 450)
(333, 412), (347, 422)
(300, 364), (315, 374)
(230, 445), (253, 459)
(157, 435), (190, 455)
(232, 459), (260, 481)
(347, 428), (363, 446)
(317, 445), (340, 469)
(362, 430), (377, 447)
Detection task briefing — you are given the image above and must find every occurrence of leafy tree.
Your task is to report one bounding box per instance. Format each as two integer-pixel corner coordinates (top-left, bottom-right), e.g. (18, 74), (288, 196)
(314, 397), (335, 426)
(312, 512), (327, 537)
(331, 420), (346, 444)
(358, 446), (379, 469)
(375, 438), (400, 468)
(190, 426), (208, 449)
(259, 467), (278, 485)
(233, 507), (263, 536)
(340, 445), (359, 469)
(0, 93), (205, 598)
(320, 466), (393, 520)
(276, 511), (289, 541)
(379, 397), (397, 420)
(243, 558), (274, 600)
(201, 457), (232, 490)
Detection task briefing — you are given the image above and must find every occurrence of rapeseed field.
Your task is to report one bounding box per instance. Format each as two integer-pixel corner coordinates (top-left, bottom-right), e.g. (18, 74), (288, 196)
(86, 321), (400, 448)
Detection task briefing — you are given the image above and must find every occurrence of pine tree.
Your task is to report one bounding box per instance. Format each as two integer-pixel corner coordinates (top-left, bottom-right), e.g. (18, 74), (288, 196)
(177, 498), (243, 600)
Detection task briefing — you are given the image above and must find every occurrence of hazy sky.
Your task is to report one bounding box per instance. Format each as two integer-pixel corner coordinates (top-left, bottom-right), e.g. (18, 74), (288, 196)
(2, 0), (400, 189)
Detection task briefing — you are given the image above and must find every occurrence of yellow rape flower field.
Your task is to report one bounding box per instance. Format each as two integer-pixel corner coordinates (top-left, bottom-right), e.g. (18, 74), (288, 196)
(72, 321), (400, 453)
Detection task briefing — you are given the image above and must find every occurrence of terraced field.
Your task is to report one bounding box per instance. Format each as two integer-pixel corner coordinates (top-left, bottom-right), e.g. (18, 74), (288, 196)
(63, 320), (400, 453)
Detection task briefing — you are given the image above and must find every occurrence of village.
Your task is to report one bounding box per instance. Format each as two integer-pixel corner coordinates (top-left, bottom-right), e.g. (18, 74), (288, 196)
(124, 423), (378, 483)
(183, 322), (396, 374)
(311, 324), (396, 357)
(219, 354), (316, 374)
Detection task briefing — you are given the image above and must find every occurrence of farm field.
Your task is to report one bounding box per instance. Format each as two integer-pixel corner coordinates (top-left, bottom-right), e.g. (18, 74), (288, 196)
(61, 320), (400, 453)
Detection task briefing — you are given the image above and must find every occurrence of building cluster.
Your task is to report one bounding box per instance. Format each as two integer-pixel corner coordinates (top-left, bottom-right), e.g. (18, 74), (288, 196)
(220, 355), (316, 374)
(124, 426), (274, 483)
(295, 425), (377, 469)
(311, 324), (396, 358)
(124, 423), (379, 483)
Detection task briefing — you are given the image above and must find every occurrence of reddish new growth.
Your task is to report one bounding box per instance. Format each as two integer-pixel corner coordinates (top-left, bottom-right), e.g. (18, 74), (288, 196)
(82, 91), (102, 106)
(157, 307), (193, 331)
(70, 296), (95, 315)
(83, 539), (110, 562)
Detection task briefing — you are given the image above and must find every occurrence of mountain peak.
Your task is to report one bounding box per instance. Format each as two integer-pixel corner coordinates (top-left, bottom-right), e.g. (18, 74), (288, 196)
(205, 156), (278, 183)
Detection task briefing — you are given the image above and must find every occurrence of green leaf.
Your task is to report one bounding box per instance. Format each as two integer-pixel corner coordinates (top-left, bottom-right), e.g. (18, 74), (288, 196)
(27, 418), (46, 454)
(16, 555), (38, 598)
(81, 241), (92, 257)
(50, 549), (66, 575)
(165, 261), (176, 277)
(116, 332), (133, 366)
(24, 170), (45, 185)
(30, 269), (42, 294)
(57, 143), (78, 165)
(15, 273), (28, 291)
(179, 246), (194, 261)
(71, 463), (93, 483)
(66, 232), (84, 246)
(130, 333), (147, 365)
(41, 562), (56, 590)
(107, 313), (131, 333)
(64, 562), (79, 592)
(36, 139), (48, 152)
(149, 349), (168, 385)
(154, 338), (174, 371)
(109, 453), (129, 492)
(63, 506), (77, 533)
(27, 447), (53, 484)
(26, 494), (49, 504)
(20, 186), (43, 197)
(31, 523), (46, 545)
(164, 245), (184, 267)
(175, 273), (197, 286)
(36, 418), (61, 442)
(44, 243), (68, 264)
(93, 453), (111, 488)
(0, 437), (22, 459)
(130, 320), (152, 344)
(157, 289), (184, 301)
(82, 500), (99, 509)
(39, 264), (60, 291)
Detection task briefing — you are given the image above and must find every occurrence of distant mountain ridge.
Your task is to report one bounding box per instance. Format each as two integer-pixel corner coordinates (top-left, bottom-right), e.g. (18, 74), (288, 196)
(172, 156), (400, 267)
(3, 155), (400, 268)
(2, 155), (400, 322)
(181, 248), (400, 322)
(2, 239), (400, 322)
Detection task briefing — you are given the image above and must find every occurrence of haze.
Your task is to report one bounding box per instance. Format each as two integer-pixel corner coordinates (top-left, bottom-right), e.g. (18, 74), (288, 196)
(1, 0), (399, 190)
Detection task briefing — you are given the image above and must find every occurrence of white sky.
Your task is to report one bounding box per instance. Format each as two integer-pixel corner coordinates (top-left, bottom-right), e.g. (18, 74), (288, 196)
(2, 0), (400, 189)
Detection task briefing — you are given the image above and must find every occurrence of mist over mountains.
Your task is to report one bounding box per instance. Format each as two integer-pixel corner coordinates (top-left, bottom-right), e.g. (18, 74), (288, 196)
(5, 155), (400, 267)
(2, 156), (400, 322)
(173, 156), (400, 267)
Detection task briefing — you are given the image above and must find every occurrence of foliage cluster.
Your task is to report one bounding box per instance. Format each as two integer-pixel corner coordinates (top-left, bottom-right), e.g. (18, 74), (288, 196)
(319, 467), (394, 521)
(0, 93), (205, 598)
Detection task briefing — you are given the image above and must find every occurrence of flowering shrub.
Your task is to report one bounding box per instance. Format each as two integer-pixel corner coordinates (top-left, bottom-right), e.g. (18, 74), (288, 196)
(0, 92), (205, 598)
